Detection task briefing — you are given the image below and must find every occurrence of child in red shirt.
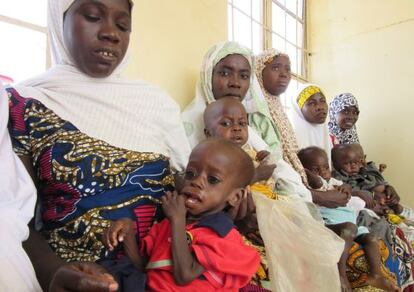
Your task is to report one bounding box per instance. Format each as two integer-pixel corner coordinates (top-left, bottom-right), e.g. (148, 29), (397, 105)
(102, 139), (260, 291)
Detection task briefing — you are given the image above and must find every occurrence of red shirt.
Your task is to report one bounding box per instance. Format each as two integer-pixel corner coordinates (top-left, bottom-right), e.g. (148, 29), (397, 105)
(142, 212), (260, 291)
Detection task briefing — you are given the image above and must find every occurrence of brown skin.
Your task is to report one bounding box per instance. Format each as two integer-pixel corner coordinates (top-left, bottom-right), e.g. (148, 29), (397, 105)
(103, 140), (253, 285)
(336, 106), (359, 130)
(204, 98), (249, 147)
(261, 55), (291, 96)
(328, 224), (400, 292)
(300, 93), (328, 124)
(21, 0), (131, 291)
(63, 0), (131, 78)
(211, 54), (251, 100)
(301, 147), (398, 291)
(203, 98), (276, 183)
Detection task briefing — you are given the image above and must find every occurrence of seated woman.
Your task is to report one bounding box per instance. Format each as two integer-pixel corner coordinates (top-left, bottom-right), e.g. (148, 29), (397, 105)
(289, 84), (332, 160)
(5, 0), (190, 290)
(182, 41), (266, 151)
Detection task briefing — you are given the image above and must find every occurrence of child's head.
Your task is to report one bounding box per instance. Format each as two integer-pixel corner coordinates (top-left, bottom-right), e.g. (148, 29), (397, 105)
(331, 144), (361, 175)
(203, 97), (248, 147)
(351, 143), (366, 166)
(181, 138), (255, 217)
(298, 146), (331, 180)
(296, 86), (328, 124)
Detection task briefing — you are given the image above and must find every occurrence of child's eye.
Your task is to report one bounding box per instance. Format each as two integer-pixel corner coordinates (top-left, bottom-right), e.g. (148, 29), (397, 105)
(239, 121), (247, 127)
(220, 121), (232, 127)
(184, 170), (196, 179)
(207, 176), (220, 184)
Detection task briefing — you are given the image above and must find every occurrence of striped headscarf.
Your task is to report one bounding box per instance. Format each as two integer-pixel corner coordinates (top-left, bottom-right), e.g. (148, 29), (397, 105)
(253, 48), (308, 185)
(328, 93), (360, 144)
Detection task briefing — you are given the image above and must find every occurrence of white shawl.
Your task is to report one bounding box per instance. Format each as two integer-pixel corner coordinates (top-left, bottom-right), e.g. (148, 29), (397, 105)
(11, 0), (190, 171)
(0, 89), (41, 292)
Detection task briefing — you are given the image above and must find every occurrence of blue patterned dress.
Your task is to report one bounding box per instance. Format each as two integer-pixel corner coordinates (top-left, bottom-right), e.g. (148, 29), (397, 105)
(7, 87), (174, 263)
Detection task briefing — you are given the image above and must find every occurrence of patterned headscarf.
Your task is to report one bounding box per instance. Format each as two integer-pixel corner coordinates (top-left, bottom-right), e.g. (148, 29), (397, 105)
(328, 93), (360, 144)
(182, 41), (256, 147)
(254, 48), (308, 185)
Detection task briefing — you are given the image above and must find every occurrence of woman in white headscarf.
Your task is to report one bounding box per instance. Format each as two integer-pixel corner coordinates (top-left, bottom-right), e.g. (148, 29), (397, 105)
(4, 0), (190, 290)
(288, 84), (332, 160)
(182, 41), (268, 151)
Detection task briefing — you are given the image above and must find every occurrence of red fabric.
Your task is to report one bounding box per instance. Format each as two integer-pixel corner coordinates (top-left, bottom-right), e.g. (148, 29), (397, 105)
(330, 134), (338, 146)
(142, 219), (260, 292)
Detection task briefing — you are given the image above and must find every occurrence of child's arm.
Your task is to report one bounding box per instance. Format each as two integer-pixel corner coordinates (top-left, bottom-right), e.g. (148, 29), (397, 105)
(102, 218), (146, 270)
(304, 169), (323, 189)
(162, 191), (204, 285)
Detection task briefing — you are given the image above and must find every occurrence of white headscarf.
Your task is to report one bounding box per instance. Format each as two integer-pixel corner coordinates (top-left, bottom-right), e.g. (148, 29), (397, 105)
(10, 0), (189, 171)
(289, 84), (332, 160)
(181, 41), (264, 148)
(0, 89), (41, 291)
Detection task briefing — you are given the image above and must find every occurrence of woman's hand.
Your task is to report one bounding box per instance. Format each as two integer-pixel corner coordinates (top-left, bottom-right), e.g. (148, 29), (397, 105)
(385, 185), (400, 206)
(102, 218), (134, 251)
(312, 189), (350, 208)
(335, 183), (352, 196)
(228, 186), (256, 221)
(162, 191), (187, 221)
(253, 162), (276, 183)
(255, 150), (270, 162)
(352, 190), (375, 209)
(49, 262), (118, 292)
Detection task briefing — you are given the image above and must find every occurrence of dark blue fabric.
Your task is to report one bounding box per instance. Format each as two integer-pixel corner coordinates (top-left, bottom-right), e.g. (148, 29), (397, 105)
(195, 211), (234, 238)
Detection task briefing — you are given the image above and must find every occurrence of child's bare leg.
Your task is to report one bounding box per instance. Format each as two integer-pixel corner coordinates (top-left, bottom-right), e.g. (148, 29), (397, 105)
(356, 234), (401, 292)
(327, 223), (357, 292)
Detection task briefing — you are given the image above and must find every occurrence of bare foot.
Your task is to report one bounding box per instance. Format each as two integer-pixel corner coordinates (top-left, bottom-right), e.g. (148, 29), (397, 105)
(340, 275), (353, 292)
(366, 274), (401, 292)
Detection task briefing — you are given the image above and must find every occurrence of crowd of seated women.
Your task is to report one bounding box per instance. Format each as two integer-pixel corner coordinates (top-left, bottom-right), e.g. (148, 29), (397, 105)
(0, 0), (412, 291)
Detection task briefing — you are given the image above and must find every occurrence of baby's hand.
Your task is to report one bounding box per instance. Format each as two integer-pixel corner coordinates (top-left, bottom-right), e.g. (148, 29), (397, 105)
(379, 163), (387, 173)
(256, 150), (270, 162)
(335, 183), (352, 196)
(102, 218), (135, 251)
(305, 169), (323, 189)
(162, 191), (187, 221)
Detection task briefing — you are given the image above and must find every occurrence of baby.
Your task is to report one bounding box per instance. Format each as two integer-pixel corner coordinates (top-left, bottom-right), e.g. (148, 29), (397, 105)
(332, 144), (402, 214)
(203, 97), (276, 199)
(298, 146), (400, 292)
(102, 139), (260, 291)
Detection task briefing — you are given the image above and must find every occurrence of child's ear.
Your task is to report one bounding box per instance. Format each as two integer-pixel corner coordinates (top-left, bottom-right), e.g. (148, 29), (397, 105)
(227, 187), (246, 207)
(204, 128), (211, 138)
